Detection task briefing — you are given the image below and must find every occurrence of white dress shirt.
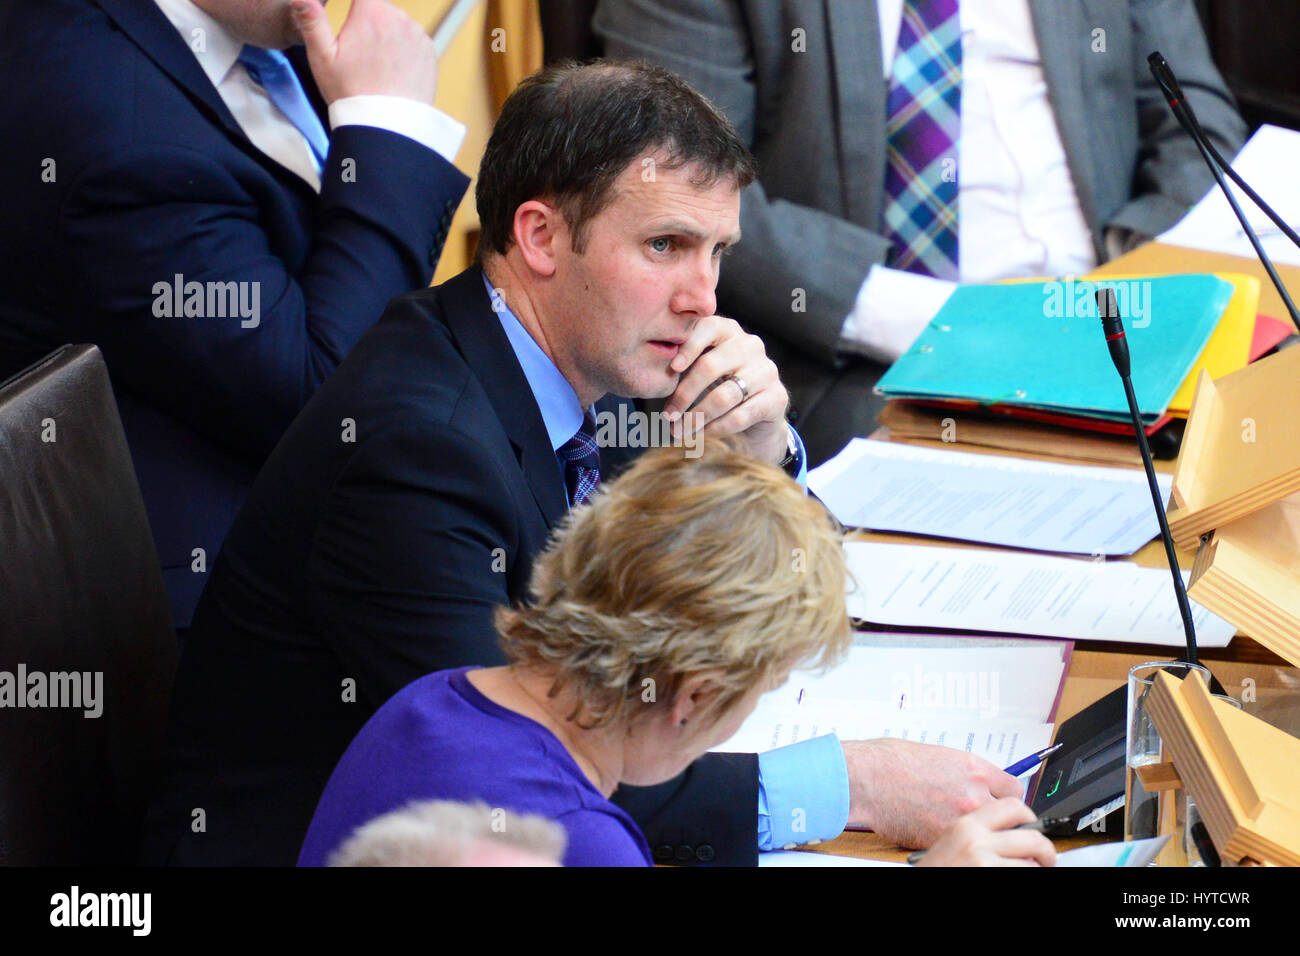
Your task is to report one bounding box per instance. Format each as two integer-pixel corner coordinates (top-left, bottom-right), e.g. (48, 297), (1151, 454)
(841, 0), (1098, 363)
(154, 0), (466, 192)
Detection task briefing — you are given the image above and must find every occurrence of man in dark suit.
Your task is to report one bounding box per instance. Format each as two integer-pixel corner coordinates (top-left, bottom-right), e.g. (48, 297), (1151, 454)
(595, 0), (1247, 464)
(142, 59), (1019, 866)
(0, 0), (469, 627)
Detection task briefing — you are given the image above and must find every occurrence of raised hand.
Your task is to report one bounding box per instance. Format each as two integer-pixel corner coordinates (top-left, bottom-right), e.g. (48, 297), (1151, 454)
(292, 0), (438, 105)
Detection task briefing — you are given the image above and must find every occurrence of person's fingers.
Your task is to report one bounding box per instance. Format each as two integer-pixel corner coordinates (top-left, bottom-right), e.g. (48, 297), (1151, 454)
(967, 796), (1037, 830)
(956, 749), (1024, 806)
(296, 0), (436, 105)
(666, 344), (742, 422)
(991, 828), (1057, 867)
(663, 317), (766, 407)
(292, 0), (335, 63)
(699, 379), (786, 439)
(982, 770), (1024, 801)
(678, 358), (778, 431)
(669, 330), (780, 428)
(344, 0), (384, 26)
(1025, 834), (1057, 867)
(340, 0), (388, 44)
(663, 321), (733, 421)
(666, 315), (718, 379)
(679, 377), (741, 432)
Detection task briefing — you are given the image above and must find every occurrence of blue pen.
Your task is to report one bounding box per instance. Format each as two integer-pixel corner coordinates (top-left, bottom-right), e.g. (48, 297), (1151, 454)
(1003, 743), (1063, 777)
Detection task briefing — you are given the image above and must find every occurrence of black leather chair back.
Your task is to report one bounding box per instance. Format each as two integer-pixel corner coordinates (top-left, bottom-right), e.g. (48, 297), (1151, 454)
(0, 344), (177, 864)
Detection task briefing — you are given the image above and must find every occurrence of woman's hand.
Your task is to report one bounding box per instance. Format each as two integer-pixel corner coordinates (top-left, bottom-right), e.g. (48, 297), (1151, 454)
(914, 797), (1057, 867)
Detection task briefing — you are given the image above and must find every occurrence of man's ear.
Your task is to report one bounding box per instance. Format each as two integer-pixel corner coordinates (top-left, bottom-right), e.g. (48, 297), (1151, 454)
(668, 672), (727, 728)
(511, 200), (563, 278)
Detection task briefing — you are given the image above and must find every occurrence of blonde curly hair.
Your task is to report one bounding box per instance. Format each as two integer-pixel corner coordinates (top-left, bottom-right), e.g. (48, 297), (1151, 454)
(496, 436), (850, 729)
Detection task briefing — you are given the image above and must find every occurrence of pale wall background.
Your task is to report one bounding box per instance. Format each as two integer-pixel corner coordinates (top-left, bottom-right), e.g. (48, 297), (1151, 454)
(326, 0), (543, 282)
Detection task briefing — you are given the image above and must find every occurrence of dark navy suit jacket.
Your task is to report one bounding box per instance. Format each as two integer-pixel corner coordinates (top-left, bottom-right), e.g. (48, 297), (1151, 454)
(141, 266), (760, 866)
(0, 0), (469, 625)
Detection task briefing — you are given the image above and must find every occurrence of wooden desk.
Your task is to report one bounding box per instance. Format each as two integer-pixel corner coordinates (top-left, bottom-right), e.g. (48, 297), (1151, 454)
(803, 647), (1300, 864)
(783, 251), (1300, 862)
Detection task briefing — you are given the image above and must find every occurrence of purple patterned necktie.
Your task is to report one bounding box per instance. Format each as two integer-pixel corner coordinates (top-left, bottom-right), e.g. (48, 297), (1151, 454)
(559, 415), (601, 507)
(881, 0), (962, 279)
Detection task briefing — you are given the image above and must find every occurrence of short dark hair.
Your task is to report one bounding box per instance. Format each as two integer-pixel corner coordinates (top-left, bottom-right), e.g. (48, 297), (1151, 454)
(475, 60), (756, 257)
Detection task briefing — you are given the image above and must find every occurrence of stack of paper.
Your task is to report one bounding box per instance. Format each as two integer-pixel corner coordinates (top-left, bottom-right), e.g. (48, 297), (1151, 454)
(809, 438), (1171, 556)
(842, 541), (1237, 648)
(714, 642), (1067, 773)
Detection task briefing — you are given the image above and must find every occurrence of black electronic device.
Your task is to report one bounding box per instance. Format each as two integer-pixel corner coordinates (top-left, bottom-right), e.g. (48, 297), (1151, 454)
(1030, 686), (1126, 836)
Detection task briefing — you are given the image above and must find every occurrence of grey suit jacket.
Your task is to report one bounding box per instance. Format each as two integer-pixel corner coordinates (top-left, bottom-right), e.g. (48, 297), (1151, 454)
(595, 0), (1246, 464)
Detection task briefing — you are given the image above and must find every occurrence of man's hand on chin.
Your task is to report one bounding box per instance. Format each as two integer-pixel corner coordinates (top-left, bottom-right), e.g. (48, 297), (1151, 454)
(293, 0), (439, 105)
(660, 314), (791, 466)
(841, 738), (1025, 849)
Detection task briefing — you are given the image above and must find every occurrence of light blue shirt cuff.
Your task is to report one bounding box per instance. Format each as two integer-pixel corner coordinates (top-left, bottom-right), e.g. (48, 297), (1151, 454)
(756, 734), (850, 850)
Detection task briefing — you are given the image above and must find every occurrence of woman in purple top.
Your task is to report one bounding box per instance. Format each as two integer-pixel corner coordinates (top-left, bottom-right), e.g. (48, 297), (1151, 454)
(299, 665), (653, 866)
(299, 439), (852, 866)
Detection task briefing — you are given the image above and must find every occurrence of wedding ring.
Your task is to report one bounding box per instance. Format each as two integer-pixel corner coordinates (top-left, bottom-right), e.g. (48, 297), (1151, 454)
(726, 374), (749, 403)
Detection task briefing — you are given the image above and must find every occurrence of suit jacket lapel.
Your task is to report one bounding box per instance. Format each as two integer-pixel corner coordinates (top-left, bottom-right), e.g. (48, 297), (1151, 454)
(96, 0), (246, 142)
(437, 267), (569, 530)
(96, 0), (318, 196)
(1031, 0), (1104, 253)
(825, 0), (885, 229)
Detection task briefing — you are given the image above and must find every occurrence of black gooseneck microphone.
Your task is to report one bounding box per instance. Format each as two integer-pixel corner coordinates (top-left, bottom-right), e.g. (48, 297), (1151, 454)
(1096, 287), (1200, 667)
(1148, 51), (1300, 334)
(1149, 52), (1300, 253)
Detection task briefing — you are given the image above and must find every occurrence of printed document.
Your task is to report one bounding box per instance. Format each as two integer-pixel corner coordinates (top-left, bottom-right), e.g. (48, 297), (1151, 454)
(1160, 124), (1300, 267)
(809, 439), (1172, 556)
(713, 642), (1065, 771)
(844, 542), (1236, 647)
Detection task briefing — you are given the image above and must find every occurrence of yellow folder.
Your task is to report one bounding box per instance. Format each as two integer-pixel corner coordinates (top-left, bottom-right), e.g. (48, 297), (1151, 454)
(1166, 273), (1259, 417)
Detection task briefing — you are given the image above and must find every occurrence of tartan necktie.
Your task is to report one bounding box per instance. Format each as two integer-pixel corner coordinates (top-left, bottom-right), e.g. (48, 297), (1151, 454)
(558, 415), (601, 507)
(237, 45), (330, 172)
(881, 0), (962, 280)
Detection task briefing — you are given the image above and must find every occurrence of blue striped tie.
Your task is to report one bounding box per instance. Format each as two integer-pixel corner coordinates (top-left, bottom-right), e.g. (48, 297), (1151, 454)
(559, 415), (601, 507)
(237, 45), (329, 173)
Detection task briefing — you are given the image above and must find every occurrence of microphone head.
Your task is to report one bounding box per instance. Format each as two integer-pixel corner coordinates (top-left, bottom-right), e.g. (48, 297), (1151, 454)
(1096, 286), (1130, 378)
(1147, 51), (1185, 105)
(1095, 286), (1123, 336)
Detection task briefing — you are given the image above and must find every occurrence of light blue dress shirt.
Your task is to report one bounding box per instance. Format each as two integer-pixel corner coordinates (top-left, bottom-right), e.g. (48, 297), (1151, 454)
(487, 275), (845, 850)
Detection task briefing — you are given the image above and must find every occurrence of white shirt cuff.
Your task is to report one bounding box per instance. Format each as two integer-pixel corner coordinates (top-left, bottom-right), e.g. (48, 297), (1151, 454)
(327, 96), (467, 164)
(839, 264), (958, 363)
